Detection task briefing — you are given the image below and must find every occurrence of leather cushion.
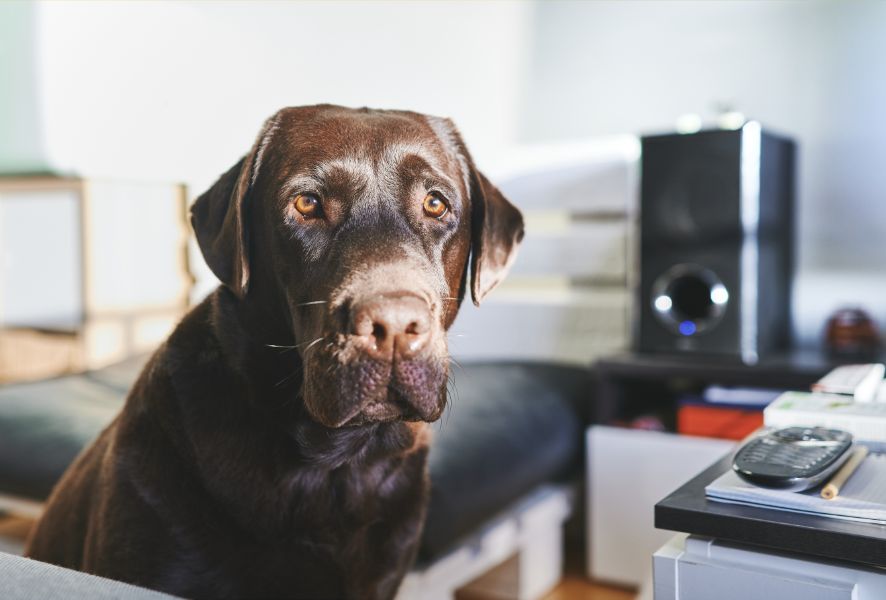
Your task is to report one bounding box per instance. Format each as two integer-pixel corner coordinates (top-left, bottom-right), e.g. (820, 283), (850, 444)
(0, 356), (145, 499)
(421, 362), (588, 561)
(0, 359), (587, 562)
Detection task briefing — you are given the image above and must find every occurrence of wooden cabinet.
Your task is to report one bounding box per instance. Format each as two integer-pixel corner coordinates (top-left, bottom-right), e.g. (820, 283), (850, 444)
(0, 176), (192, 382)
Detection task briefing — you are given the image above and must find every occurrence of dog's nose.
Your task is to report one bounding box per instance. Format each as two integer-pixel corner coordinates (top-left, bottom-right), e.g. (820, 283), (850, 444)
(351, 294), (432, 360)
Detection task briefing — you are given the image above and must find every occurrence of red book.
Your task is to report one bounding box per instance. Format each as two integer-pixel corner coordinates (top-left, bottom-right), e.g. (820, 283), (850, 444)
(678, 404), (763, 440)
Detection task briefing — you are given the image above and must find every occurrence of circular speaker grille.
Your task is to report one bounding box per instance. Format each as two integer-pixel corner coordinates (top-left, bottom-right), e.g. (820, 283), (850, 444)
(651, 264), (729, 336)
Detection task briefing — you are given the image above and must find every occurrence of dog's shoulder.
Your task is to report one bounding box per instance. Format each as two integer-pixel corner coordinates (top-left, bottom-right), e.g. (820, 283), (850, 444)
(117, 288), (245, 459)
(131, 288), (240, 401)
(164, 288), (231, 374)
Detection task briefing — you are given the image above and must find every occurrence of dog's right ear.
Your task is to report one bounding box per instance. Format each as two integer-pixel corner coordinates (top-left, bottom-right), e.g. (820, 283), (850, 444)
(467, 168), (524, 306)
(190, 116), (278, 298)
(422, 116), (524, 306)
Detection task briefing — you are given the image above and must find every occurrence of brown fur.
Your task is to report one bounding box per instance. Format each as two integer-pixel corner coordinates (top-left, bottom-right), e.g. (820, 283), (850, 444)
(25, 105), (523, 599)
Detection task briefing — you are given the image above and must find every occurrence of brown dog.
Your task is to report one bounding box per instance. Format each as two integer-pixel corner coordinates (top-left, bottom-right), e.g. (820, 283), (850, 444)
(25, 105), (524, 599)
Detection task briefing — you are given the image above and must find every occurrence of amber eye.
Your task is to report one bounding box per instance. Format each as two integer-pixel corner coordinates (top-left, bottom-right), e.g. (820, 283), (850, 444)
(422, 193), (448, 218)
(294, 193), (321, 217)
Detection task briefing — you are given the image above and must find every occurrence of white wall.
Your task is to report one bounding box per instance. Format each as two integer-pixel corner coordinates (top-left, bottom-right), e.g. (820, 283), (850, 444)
(16, 0), (532, 298)
(520, 0), (886, 347)
(29, 0), (531, 185)
(0, 3), (48, 173)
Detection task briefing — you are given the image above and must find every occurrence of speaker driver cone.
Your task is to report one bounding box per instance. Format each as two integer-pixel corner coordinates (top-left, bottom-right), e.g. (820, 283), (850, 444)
(651, 264), (729, 336)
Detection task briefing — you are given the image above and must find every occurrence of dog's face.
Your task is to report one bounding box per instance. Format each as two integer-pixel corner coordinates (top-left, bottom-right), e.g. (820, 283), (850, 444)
(191, 105), (523, 428)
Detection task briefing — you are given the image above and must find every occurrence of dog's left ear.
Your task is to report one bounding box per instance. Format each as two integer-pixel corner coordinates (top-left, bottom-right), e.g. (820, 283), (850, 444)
(468, 167), (525, 306)
(190, 116), (279, 298)
(424, 116), (524, 305)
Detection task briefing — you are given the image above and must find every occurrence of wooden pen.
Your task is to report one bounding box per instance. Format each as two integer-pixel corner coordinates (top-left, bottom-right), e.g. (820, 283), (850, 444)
(821, 446), (869, 500)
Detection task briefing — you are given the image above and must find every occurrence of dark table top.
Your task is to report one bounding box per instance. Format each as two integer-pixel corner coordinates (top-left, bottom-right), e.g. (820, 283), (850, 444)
(655, 452), (886, 570)
(596, 351), (843, 388)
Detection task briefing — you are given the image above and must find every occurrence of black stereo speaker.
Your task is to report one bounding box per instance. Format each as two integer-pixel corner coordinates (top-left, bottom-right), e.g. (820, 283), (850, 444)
(637, 123), (796, 363)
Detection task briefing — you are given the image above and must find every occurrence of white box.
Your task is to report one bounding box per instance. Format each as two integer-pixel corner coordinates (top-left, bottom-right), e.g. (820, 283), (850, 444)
(587, 426), (734, 587)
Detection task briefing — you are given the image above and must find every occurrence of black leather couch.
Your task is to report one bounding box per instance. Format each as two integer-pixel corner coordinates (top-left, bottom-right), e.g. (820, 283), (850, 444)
(0, 356), (589, 562)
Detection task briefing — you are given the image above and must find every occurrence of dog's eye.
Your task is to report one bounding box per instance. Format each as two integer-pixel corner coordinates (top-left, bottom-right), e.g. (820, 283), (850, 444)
(422, 193), (448, 219)
(294, 193), (321, 217)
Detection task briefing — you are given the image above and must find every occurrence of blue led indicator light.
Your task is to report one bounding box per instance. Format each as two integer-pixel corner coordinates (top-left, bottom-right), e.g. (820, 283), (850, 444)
(679, 321), (696, 336)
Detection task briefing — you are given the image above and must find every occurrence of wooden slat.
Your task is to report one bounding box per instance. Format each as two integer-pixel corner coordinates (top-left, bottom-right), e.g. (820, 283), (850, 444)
(0, 176), (82, 192)
(513, 219), (627, 281)
(498, 161), (633, 214)
(0, 329), (80, 384)
(450, 137), (638, 363)
(448, 290), (629, 364)
(486, 137), (639, 214)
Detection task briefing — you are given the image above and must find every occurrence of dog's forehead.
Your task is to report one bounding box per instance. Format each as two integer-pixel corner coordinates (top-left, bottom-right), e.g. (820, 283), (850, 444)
(268, 107), (466, 189)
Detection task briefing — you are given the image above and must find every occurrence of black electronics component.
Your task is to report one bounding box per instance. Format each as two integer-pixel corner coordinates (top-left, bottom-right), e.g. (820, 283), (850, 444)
(637, 124), (795, 363)
(732, 427), (853, 492)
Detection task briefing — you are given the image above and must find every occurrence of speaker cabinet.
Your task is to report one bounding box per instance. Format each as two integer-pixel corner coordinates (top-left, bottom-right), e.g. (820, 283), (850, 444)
(637, 123), (795, 363)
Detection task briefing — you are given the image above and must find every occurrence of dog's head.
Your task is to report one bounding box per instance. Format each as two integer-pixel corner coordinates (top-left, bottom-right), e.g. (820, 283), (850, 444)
(191, 105), (523, 428)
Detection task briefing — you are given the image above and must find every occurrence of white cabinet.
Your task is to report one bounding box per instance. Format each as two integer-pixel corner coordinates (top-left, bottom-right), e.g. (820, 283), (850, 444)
(587, 426), (734, 587)
(654, 535), (886, 600)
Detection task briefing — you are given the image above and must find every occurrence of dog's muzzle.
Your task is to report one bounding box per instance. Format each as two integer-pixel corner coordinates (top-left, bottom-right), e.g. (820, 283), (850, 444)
(301, 290), (448, 428)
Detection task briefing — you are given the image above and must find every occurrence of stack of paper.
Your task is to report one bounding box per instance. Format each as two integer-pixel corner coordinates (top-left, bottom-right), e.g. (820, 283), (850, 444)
(764, 391), (886, 442)
(706, 452), (886, 524)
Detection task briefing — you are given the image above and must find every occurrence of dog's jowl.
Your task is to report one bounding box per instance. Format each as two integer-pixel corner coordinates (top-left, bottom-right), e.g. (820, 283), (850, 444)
(25, 105), (524, 600)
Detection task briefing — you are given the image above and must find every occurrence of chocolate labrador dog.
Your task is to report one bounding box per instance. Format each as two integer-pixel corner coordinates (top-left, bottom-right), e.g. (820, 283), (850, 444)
(25, 105), (523, 599)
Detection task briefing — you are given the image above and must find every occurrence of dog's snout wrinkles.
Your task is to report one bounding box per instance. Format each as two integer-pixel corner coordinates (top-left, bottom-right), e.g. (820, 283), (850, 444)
(351, 294), (431, 360)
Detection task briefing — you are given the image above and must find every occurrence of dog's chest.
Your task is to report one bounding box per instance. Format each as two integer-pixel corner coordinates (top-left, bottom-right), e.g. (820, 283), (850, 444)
(248, 447), (430, 598)
(286, 444), (428, 538)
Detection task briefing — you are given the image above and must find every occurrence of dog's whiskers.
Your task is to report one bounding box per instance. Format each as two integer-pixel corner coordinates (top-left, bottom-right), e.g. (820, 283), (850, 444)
(441, 375), (460, 431)
(271, 337), (327, 387)
(266, 336), (326, 352)
(448, 356), (465, 372)
(275, 367), (302, 388)
(295, 300), (329, 308)
(302, 336), (326, 356)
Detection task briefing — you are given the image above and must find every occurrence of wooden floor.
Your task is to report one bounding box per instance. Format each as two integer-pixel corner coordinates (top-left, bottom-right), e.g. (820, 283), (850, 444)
(544, 576), (634, 600)
(0, 514), (635, 599)
(0, 514), (31, 555)
(542, 542), (636, 600)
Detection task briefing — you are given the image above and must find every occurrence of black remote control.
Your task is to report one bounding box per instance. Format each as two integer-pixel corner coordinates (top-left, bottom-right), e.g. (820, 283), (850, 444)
(732, 427), (854, 492)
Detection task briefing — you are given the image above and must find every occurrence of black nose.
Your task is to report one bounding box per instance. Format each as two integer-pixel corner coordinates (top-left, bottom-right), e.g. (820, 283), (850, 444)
(350, 294), (432, 361)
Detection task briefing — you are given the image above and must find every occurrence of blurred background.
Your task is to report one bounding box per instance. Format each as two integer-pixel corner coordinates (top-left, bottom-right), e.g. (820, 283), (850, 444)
(1, 2), (886, 597)
(3, 0), (885, 366)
